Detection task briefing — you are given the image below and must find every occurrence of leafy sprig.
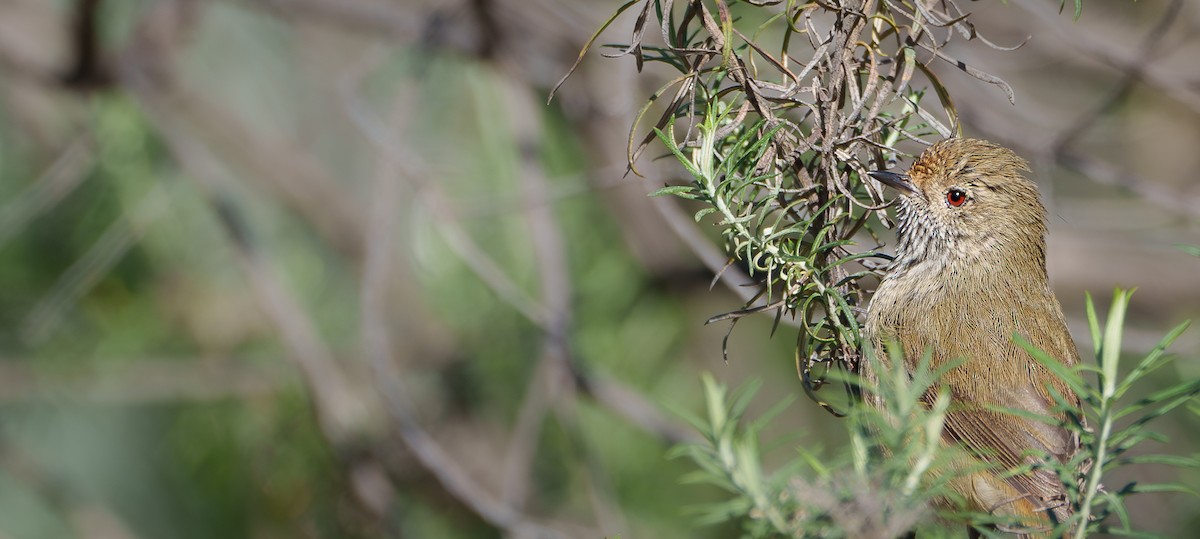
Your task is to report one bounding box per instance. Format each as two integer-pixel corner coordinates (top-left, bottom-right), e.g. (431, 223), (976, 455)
(567, 0), (1028, 410)
(676, 291), (1198, 537)
(1015, 291), (1200, 538)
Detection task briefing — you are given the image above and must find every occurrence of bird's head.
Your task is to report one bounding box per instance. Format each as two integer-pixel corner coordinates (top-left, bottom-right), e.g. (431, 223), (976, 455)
(869, 138), (1048, 270)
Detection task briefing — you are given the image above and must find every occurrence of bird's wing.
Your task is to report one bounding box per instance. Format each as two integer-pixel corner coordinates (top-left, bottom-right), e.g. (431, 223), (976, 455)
(925, 307), (1082, 509)
(929, 389), (1076, 506)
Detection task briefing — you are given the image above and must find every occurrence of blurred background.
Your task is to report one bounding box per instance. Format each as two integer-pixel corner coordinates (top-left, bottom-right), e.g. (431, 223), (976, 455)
(0, 0), (1196, 538)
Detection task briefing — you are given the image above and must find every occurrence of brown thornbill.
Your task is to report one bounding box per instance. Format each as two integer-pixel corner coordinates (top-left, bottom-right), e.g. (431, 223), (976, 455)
(864, 138), (1082, 537)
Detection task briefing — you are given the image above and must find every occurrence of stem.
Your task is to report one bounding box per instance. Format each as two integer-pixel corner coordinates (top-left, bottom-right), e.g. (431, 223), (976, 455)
(696, 136), (818, 296)
(903, 391), (948, 496)
(1072, 405), (1112, 539)
(1073, 290), (1128, 539)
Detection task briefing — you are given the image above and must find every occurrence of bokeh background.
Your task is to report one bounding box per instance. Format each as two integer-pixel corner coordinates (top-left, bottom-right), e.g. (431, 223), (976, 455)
(0, 1), (1196, 538)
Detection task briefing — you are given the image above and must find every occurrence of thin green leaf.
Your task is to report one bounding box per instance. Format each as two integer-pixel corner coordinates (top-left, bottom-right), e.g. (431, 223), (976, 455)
(654, 127), (703, 179)
(548, 0), (646, 103)
(1126, 482), (1200, 495)
(650, 185), (698, 197)
(1015, 334), (1089, 396)
(1100, 289), (1133, 399)
(1116, 320), (1191, 399)
(1085, 291), (1101, 349)
(1115, 454), (1200, 468)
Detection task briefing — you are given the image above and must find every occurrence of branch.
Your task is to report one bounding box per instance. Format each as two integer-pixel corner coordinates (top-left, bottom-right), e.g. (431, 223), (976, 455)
(338, 62), (700, 447)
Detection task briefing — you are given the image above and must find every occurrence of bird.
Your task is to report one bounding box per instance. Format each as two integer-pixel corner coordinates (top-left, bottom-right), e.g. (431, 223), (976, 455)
(863, 138), (1083, 537)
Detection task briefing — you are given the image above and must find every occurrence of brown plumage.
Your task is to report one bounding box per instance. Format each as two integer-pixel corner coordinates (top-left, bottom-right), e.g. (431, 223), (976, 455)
(864, 138), (1082, 536)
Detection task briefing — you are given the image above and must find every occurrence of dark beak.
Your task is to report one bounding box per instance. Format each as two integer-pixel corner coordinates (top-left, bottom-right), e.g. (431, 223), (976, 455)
(867, 170), (919, 196)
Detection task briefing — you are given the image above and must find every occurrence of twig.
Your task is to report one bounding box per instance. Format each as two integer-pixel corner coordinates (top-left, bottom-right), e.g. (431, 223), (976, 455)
(505, 71), (632, 536)
(646, 184), (804, 328)
(0, 135), (95, 250)
(1013, 0), (1200, 116)
(343, 52), (572, 539)
(0, 356), (289, 403)
(117, 10), (374, 446)
(1049, 0), (1184, 154)
(338, 64), (699, 446)
(252, 0), (417, 37)
(61, 0), (111, 89)
(20, 184), (173, 344)
(501, 354), (556, 509)
(166, 87), (367, 259)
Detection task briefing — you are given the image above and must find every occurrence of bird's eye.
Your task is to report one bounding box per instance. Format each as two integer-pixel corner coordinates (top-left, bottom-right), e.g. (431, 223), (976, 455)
(946, 188), (968, 207)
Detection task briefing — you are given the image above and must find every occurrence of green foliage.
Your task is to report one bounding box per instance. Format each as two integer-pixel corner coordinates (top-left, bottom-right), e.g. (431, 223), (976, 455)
(675, 291), (1199, 537)
(1061, 0), (1087, 20)
(582, 0), (1029, 411)
(1018, 291), (1200, 538)
(671, 352), (959, 537)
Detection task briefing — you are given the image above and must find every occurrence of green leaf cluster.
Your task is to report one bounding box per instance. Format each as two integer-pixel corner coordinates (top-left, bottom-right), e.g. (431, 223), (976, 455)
(675, 291), (1198, 538)
(580, 0), (1015, 411)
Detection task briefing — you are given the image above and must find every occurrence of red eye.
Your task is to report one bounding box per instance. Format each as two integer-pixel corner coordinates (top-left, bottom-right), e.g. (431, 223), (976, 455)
(946, 188), (967, 207)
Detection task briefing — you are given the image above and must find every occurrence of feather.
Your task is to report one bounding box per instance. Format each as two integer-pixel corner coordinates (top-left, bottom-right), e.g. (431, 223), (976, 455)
(865, 138), (1084, 536)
